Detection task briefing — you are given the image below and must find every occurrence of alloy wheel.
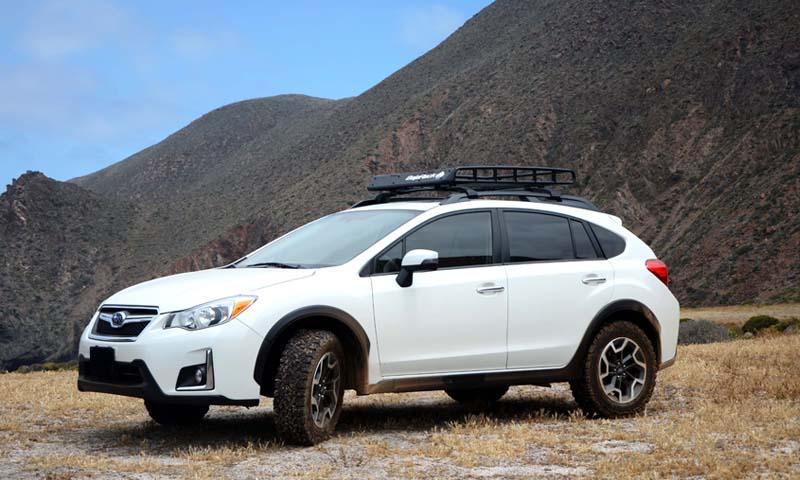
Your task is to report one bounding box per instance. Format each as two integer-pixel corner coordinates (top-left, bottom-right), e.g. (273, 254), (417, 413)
(310, 352), (341, 428)
(597, 337), (647, 404)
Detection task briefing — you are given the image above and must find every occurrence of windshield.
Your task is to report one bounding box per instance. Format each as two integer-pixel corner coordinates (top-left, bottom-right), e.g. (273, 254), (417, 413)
(235, 209), (420, 269)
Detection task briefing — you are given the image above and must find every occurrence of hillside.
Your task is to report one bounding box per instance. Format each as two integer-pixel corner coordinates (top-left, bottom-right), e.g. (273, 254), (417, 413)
(1, 0), (799, 369)
(0, 173), (134, 369)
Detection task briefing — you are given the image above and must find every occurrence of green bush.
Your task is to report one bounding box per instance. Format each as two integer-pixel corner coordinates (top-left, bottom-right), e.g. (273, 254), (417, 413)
(742, 315), (780, 334)
(678, 319), (731, 345)
(776, 317), (800, 332)
(10, 360), (78, 374)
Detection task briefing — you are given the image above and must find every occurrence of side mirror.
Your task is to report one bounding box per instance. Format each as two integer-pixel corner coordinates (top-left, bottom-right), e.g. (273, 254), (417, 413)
(396, 249), (439, 287)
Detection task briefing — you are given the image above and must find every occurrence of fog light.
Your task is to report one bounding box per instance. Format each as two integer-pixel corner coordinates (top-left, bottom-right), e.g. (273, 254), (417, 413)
(175, 349), (215, 390)
(194, 366), (206, 385)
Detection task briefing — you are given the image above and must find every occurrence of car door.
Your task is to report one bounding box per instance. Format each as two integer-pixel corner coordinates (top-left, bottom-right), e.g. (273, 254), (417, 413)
(502, 210), (614, 369)
(370, 210), (508, 377)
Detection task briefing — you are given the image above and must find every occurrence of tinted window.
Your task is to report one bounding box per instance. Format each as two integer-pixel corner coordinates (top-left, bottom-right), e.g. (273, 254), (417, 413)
(375, 242), (403, 274)
(571, 220), (598, 259)
(591, 224), (626, 258)
(505, 212), (573, 262)
(404, 212), (493, 269)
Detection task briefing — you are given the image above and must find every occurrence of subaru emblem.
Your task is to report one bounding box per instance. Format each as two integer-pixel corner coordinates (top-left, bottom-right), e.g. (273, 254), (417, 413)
(110, 311), (128, 328)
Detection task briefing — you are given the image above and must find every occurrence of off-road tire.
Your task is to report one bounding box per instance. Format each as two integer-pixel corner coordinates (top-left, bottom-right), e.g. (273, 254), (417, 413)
(570, 321), (657, 418)
(445, 386), (509, 407)
(273, 329), (345, 445)
(144, 401), (208, 426)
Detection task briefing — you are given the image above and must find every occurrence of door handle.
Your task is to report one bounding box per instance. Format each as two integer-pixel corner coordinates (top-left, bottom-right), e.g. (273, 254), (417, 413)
(477, 285), (505, 294)
(581, 274), (607, 285)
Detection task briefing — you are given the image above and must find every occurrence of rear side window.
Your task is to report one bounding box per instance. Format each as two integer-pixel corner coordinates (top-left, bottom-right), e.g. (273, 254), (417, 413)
(590, 224), (626, 258)
(570, 220), (599, 259)
(504, 212), (573, 262)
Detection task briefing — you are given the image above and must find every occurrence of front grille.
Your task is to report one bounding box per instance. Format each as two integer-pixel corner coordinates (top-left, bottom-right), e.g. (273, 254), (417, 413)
(91, 305), (158, 339)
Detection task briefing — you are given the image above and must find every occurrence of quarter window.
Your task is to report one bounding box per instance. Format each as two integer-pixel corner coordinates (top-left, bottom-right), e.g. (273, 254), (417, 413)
(375, 242), (403, 274)
(590, 224), (626, 258)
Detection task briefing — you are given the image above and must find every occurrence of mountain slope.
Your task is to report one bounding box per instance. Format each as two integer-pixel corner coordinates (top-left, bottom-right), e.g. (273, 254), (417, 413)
(0, 173), (134, 369)
(1, 0), (798, 369)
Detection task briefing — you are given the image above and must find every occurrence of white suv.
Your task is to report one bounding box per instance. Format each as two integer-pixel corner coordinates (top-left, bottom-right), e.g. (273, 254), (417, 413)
(78, 166), (679, 445)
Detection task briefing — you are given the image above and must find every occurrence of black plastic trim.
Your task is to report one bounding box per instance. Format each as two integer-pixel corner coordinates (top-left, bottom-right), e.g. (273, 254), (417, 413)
(576, 299), (662, 363)
(369, 367), (572, 394)
(77, 356), (258, 407)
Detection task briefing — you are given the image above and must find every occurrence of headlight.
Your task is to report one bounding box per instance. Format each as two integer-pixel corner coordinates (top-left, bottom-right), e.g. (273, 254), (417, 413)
(164, 296), (257, 331)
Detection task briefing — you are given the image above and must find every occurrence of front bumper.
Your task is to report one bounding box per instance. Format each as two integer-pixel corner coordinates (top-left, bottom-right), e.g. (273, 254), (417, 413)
(77, 315), (263, 404)
(77, 356), (257, 406)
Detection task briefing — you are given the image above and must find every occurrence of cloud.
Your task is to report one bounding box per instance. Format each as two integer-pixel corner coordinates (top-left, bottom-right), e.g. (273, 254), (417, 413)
(170, 30), (241, 61)
(18, 0), (134, 58)
(399, 4), (466, 50)
(0, 62), (180, 143)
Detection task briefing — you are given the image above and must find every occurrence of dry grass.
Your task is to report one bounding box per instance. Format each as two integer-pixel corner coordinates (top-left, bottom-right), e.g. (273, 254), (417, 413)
(682, 303), (800, 325)
(1, 334), (799, 479)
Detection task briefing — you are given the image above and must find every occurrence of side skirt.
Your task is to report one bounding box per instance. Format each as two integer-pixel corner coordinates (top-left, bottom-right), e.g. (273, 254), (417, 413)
(366, 366), (578, 395)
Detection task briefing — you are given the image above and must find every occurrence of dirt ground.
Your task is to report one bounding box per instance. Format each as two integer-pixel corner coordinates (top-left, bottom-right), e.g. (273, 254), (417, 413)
(1, 333), (798, 479)
(681, 303), (800, 325)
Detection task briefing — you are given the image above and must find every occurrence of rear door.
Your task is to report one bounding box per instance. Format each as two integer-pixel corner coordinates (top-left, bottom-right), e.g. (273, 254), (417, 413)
(502, 210), (614, 369)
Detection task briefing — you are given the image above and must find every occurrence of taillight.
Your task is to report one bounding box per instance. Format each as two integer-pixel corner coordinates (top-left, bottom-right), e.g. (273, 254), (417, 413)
(646, 259), (669, 285)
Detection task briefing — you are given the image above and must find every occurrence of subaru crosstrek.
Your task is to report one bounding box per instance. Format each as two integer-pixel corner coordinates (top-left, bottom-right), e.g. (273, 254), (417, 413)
(78, 166), (679, 445)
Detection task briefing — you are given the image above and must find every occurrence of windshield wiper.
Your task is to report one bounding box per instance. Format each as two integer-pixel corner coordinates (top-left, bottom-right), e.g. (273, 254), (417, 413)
(244, 262), (303, 269)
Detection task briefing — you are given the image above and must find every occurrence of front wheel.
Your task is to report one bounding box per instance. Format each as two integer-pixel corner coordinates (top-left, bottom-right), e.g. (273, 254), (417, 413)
(570, 321), (657, 418)
(144, 401), (208, 426)
(273, 330), (345, 445)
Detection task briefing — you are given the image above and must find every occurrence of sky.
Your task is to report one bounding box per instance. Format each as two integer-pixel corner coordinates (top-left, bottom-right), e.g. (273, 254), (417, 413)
(0, 0), (492, 188)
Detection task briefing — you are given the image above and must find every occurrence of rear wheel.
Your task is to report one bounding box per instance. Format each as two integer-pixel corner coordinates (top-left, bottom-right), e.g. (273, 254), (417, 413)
(570, 321), (657, 418)
(445, 386), (509, 407)
(144, 401), (208, 426)
(273, 330), (345, 445)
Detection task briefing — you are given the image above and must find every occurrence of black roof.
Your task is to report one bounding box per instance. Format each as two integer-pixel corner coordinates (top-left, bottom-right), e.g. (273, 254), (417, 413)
(354, 165), (598, 211)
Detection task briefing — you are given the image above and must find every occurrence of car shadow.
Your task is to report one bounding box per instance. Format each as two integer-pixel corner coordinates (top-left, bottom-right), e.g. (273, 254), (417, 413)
(78, 393), (577, 454)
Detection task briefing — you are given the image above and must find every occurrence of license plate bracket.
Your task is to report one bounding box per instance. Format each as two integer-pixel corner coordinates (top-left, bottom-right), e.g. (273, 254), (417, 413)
(89, 346), (115, 380)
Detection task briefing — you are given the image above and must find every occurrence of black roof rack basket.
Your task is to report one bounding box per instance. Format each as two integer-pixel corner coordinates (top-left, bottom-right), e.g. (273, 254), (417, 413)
(367, 165), (576, 192)
(354, 165), (597, 210)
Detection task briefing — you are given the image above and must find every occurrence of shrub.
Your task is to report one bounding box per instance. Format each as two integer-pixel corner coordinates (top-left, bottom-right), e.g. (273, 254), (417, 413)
(776, 317), (800, 333)
(742, 315), (780, 334)
(11, 360), (77, 374)
(678, 319), (731, 345)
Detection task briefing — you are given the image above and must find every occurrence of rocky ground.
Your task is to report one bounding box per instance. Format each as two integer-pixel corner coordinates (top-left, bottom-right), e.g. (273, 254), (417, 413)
(1, 333), (798, 479)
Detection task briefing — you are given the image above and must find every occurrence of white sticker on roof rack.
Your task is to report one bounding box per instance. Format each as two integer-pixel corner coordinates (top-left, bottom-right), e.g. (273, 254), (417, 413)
(405, 171), (446, 182)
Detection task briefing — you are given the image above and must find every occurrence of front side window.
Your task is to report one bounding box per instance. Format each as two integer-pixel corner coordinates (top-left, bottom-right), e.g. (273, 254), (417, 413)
(504, 211), (574, 262)
(376, 211), (493, 272)
(236, 209), (420, 268)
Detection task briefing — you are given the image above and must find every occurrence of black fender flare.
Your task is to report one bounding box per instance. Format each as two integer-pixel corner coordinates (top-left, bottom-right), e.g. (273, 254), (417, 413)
(565, 299), (662, 375)
(252, 305), (371, 394)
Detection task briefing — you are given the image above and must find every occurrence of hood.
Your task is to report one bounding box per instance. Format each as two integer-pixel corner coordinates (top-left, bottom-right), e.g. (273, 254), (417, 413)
(103, 268), (315, 312)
